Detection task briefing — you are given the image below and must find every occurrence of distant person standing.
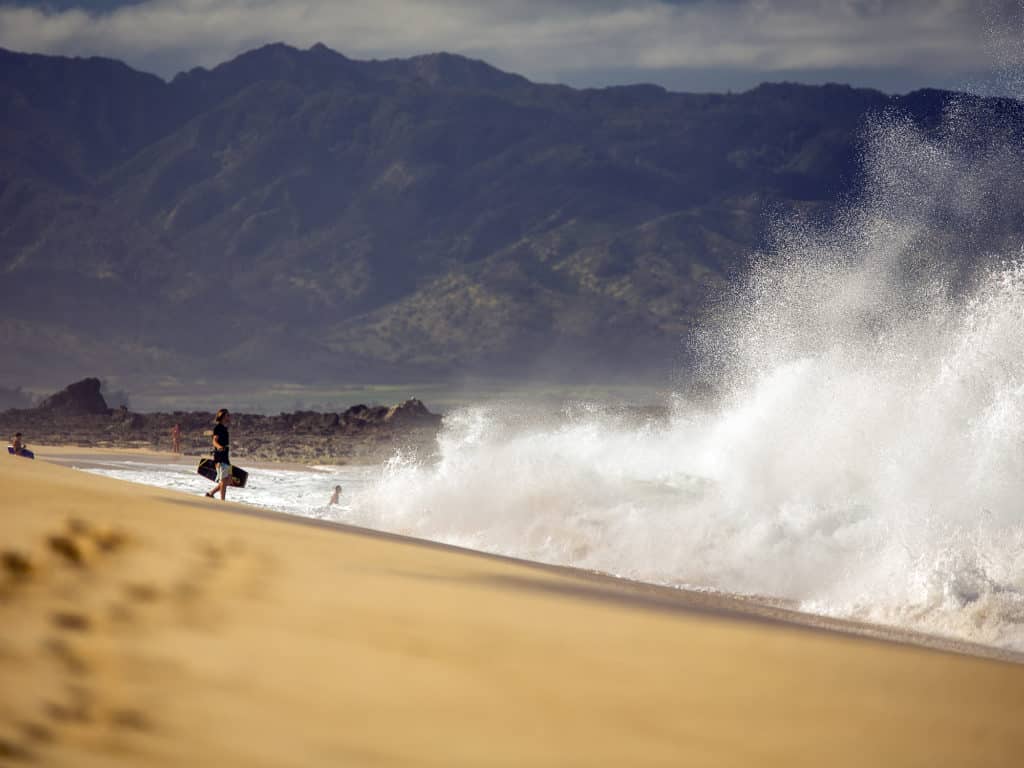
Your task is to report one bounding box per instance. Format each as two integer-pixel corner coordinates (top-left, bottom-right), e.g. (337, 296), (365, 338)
(329, 485), (342, 505)
(205, 409), (232, 500)
(171, 423), (182, 454)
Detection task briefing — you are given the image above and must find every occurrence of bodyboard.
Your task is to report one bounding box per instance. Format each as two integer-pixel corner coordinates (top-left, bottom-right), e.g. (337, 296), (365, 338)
(196, 457), (248, 488)
(7, 446), (34, 459)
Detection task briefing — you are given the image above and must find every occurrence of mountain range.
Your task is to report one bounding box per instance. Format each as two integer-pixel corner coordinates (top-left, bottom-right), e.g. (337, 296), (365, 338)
(1, 42), (1017, 396)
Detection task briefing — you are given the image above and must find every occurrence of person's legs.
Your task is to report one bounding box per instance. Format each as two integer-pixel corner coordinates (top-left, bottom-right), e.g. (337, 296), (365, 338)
(206, 463), (230, 498)
(216, 462), (231, 500)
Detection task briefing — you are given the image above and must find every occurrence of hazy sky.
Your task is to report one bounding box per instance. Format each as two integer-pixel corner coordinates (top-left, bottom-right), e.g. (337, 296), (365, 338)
(3, 0), (1024, 95)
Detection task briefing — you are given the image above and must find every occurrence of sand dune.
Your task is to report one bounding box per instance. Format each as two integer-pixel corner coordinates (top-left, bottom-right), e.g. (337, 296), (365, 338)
(2, 451), (1023, 766)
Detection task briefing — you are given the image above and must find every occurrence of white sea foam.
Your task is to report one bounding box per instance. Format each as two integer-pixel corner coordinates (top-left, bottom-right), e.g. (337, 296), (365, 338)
(83, 460), (375, 520)
(340, 99), (1024, 653)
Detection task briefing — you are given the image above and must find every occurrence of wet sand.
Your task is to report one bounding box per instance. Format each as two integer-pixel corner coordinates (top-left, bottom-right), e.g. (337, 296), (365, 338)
(29, 444), (321, 473)
(2, 450), (1023, 766)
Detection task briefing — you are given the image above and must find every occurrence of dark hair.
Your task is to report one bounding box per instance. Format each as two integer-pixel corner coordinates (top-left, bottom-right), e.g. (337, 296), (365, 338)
(14, 432), (22, 437)
(214, 408), (229, 423)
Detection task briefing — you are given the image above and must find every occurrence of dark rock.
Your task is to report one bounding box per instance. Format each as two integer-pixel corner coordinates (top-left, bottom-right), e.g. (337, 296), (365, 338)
(37, 378), (109, 415)
(341, 404), (390, 426)
(384, 398), (442, 424)
(0, 391), (444, 464)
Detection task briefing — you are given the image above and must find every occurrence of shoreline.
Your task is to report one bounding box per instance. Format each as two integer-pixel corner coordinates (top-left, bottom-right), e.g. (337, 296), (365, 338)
(30, 444), (334, 472)
(3, 451), (1024, 765)
(28, 445), (1024, 666)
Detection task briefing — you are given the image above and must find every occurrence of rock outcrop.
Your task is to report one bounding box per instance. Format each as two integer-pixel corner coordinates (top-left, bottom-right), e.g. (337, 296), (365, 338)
(384, 399), (437, 424)
(36, 378), (109, 415)
(1, 378), (443, 464)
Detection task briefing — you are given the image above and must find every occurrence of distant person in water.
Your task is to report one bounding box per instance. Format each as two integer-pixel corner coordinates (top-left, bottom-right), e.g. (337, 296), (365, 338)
(10, 432), (25, 455)
(205, 409), (232, 500)
(329, 485), (342, 505)
(171, 423), (181, 454)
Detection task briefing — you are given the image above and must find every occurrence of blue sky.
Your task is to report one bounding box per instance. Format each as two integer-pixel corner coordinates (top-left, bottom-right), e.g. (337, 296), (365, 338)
(2, 0), (1023, 95)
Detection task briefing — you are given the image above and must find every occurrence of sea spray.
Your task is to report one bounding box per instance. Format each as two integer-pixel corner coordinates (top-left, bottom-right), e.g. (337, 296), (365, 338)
(341, 97), (1024, 652)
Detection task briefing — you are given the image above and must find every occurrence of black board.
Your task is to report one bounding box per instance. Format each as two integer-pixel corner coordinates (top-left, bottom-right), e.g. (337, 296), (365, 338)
(196, 457), (248, 488)
(7, 446), (34, 459)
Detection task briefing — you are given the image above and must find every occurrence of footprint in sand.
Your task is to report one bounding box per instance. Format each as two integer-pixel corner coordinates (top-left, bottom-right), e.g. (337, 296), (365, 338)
(1, 550), (34, 580)
(123, 583), (161, 603)
(17, 721), (54, 745)
(47, 518), (124, 568)
(3, 522), (269, 763)
(108, 708), (151, 732)
(41, 636), (91, 676)
(51, 611), (92, 632)
(0, 517), (135, 763)
(0, 737), (33, 761)
(43, 683), (95, 725)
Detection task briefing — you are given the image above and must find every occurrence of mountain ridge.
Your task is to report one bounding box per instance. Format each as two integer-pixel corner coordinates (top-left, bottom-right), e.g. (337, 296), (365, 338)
(1, 42), (1016, 393)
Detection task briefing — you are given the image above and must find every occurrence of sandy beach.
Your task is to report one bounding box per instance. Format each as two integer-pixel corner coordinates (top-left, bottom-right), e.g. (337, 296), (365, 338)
(2, 449), (1023, 766)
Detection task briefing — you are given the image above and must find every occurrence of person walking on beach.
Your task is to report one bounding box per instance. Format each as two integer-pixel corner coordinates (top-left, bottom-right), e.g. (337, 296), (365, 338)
(329, 485), (342, 505)
(205, 409), (232, 500)
(171, 423), (181, 454)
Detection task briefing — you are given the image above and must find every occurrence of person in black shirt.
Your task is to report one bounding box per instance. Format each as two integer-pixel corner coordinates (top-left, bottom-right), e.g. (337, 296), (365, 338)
(205, 408), (232, 499)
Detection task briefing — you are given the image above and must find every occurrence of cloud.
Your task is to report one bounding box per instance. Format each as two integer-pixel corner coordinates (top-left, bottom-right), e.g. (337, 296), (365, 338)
(0, 0), (1009, 88)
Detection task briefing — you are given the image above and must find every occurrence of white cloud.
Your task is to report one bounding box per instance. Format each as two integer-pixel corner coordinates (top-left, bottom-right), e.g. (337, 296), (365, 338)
(0, 0), (1008, 85)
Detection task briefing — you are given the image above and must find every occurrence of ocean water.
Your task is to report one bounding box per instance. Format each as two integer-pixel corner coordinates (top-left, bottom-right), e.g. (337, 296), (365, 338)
(85, 94), (1024, 654)
(80, 460), (378, 520)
